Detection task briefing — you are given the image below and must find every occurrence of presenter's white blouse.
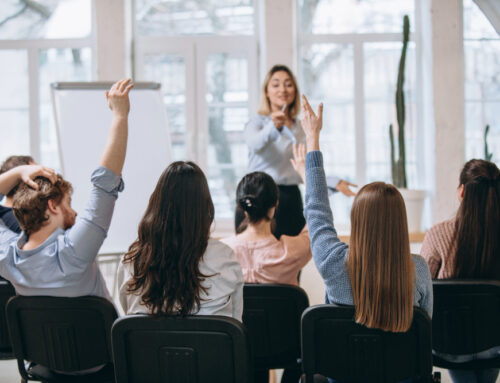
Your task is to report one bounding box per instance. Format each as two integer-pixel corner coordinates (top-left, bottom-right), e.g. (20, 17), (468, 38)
(117, 238), (244, 321)
(245, 114), (306, 185)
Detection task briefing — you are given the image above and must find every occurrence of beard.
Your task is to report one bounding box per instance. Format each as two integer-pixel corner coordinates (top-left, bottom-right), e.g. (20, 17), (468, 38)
(62, 207), (76, 230)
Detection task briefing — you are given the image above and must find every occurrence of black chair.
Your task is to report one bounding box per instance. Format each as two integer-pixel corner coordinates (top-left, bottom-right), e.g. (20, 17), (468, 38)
(111, 314), (253, 383)
(243, 283), (309, 379)
(301, 304), (435, 383)
(6, 295), (117, 383)
(432, 280), (500, 370)
(0, 279), (15, 359)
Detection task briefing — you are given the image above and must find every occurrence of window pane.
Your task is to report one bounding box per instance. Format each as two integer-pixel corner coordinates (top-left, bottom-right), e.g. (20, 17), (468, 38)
(299, 0), (414, 35)
(364, 42), (418, 187)
(143, 54), (186, 160)
(0, 0), (91, 39)
(206, 54), (249, 219)
(0, 50), (30, 158)
(463, 0), (498, 40)
(301, 43), (355, 225)
(464, 40), (500, 163)
(135, 0), (254, 36)
(39, 48), (92, 170)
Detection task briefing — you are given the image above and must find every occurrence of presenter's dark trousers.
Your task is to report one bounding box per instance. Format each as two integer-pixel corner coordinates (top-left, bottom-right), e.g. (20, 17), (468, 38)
(235, 184), (305, 240)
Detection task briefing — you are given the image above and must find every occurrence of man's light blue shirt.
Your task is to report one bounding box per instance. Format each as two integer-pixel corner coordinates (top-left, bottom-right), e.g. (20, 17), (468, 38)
(0, 166), (124, 301)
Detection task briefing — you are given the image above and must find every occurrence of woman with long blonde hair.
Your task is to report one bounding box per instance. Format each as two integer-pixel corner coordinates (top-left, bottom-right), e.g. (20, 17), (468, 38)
(291, 95), (433, 336)
(238, 64), (356, 240)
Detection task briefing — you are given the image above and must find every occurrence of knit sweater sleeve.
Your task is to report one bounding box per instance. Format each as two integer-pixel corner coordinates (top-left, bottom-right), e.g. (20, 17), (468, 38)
(304, 151), (352, 304)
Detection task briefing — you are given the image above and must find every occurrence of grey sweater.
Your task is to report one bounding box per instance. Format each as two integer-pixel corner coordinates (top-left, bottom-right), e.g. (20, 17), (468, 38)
(304, 151), (433, 317)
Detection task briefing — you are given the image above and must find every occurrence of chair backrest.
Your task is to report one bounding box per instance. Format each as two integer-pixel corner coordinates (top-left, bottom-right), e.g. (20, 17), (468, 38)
(243, 283), (309, 369)
(6, 295), (117, 374)
(301, 304), (432, 383)
(432, 280), (500, 355)
(0, 279), (15, 352)
(112, 314), (252, 383)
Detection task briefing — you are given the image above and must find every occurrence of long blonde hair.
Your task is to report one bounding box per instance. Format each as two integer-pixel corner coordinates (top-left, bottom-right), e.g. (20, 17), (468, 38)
(347, 182), (414, 332)
(258, 65), (300, 118)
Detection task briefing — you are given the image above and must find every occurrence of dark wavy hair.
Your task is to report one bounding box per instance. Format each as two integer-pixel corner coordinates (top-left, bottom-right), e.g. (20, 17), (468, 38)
(235, 171), (279, 234)
(449, 159), (500, 278)
(123, 161), (215, 316)
(13, 175), (72, 236)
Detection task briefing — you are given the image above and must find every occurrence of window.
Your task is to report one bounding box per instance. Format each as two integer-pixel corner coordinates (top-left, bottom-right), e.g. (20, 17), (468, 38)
(463, 0), (500, 164)
(0, 0), (94, 169)
(298, 0), (419, 227)
(134, 0), (259, 226)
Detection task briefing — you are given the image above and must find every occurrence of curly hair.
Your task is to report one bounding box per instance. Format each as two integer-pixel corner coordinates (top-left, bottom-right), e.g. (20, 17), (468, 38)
(12, 175), (73, 236)
(123, 161), (214, 316)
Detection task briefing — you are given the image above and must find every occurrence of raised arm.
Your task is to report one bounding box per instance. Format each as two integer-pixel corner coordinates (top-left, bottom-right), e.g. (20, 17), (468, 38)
(66, 79), (132, 260)
(244, 116), (281, 152)
(100, 78), (134, 176)
(295, 96), (349, 281)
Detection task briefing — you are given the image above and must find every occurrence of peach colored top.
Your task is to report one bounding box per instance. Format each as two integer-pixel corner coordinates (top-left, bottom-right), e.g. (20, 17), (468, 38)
(221, 226), (312, 286)
(420, 218), (456, 279)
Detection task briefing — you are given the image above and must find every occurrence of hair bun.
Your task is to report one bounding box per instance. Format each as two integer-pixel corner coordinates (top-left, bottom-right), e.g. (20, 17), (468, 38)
(238, 195), (257, 211)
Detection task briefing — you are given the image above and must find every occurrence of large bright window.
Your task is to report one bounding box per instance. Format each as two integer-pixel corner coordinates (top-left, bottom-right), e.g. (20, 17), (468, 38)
(464, 0), (500, 164)
(0, 0), (93, 169)
(134, 0), (258, 226)
(298, 0), (419, 226)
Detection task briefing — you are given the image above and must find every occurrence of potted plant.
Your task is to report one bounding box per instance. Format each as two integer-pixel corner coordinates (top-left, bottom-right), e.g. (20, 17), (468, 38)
(389, 15), (426, 233)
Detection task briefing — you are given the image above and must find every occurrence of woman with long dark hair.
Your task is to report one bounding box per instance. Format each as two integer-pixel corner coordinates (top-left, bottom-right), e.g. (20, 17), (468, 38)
(117, 161), (244, 319)
(421, 159), (500, 383)
(223, 171), (311, 286)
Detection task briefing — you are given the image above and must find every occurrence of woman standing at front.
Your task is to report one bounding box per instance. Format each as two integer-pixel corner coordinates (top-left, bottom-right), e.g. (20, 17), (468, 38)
(239, 64), (355, 238)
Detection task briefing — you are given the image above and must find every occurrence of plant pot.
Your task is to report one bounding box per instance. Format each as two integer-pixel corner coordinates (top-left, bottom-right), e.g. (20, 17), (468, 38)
(399, 189), (426, 233)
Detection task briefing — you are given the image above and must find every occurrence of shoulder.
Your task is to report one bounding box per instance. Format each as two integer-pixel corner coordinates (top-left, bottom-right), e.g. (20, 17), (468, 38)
(204, 238), (239, 265)
(426, 218), (455, 238)
(412, 254), (432, 282)
(219, 235), (238, 248)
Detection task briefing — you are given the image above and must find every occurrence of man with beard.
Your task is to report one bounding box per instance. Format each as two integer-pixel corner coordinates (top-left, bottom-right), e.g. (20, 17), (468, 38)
(0, 78), (133, 301)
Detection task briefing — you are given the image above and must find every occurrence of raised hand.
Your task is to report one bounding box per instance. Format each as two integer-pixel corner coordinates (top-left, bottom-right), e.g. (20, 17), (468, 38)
(19, 165), (57, 189)
(301, 95), (323, 151)
(336, 180), (357, 197)
(105, 78), (134, 117)
(290, 143), (307, 183)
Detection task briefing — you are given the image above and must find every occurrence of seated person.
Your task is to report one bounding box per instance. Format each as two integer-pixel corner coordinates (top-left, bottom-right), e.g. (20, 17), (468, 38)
(421, 159), (500, 383)
(117, 161), (244, 320)
(294, 96), (432, 383)
(222, 171), (311, 286)
(0, 155), (35, 233)
(0, 79), (133, 301)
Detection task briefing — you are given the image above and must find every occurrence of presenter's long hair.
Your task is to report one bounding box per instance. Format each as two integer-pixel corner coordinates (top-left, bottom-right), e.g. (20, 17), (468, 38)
(449, 159), (500, 278)
(347, 182), (414, 332)
(258, 64), (300, 119)
(123, 161), (214, 316)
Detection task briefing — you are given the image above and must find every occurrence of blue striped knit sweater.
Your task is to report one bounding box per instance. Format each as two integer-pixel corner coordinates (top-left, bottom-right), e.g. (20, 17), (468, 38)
(304, 151), (433, 317)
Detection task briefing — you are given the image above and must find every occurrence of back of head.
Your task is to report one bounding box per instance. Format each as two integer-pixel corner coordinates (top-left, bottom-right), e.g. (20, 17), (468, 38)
(12, 175), (72, 236)
(236, 171), (279, 234)
(452, 159), (500, 279)
(0, 155), (35, 197)
(124, 161), (215, 316)
(348, 182), (414, 332)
